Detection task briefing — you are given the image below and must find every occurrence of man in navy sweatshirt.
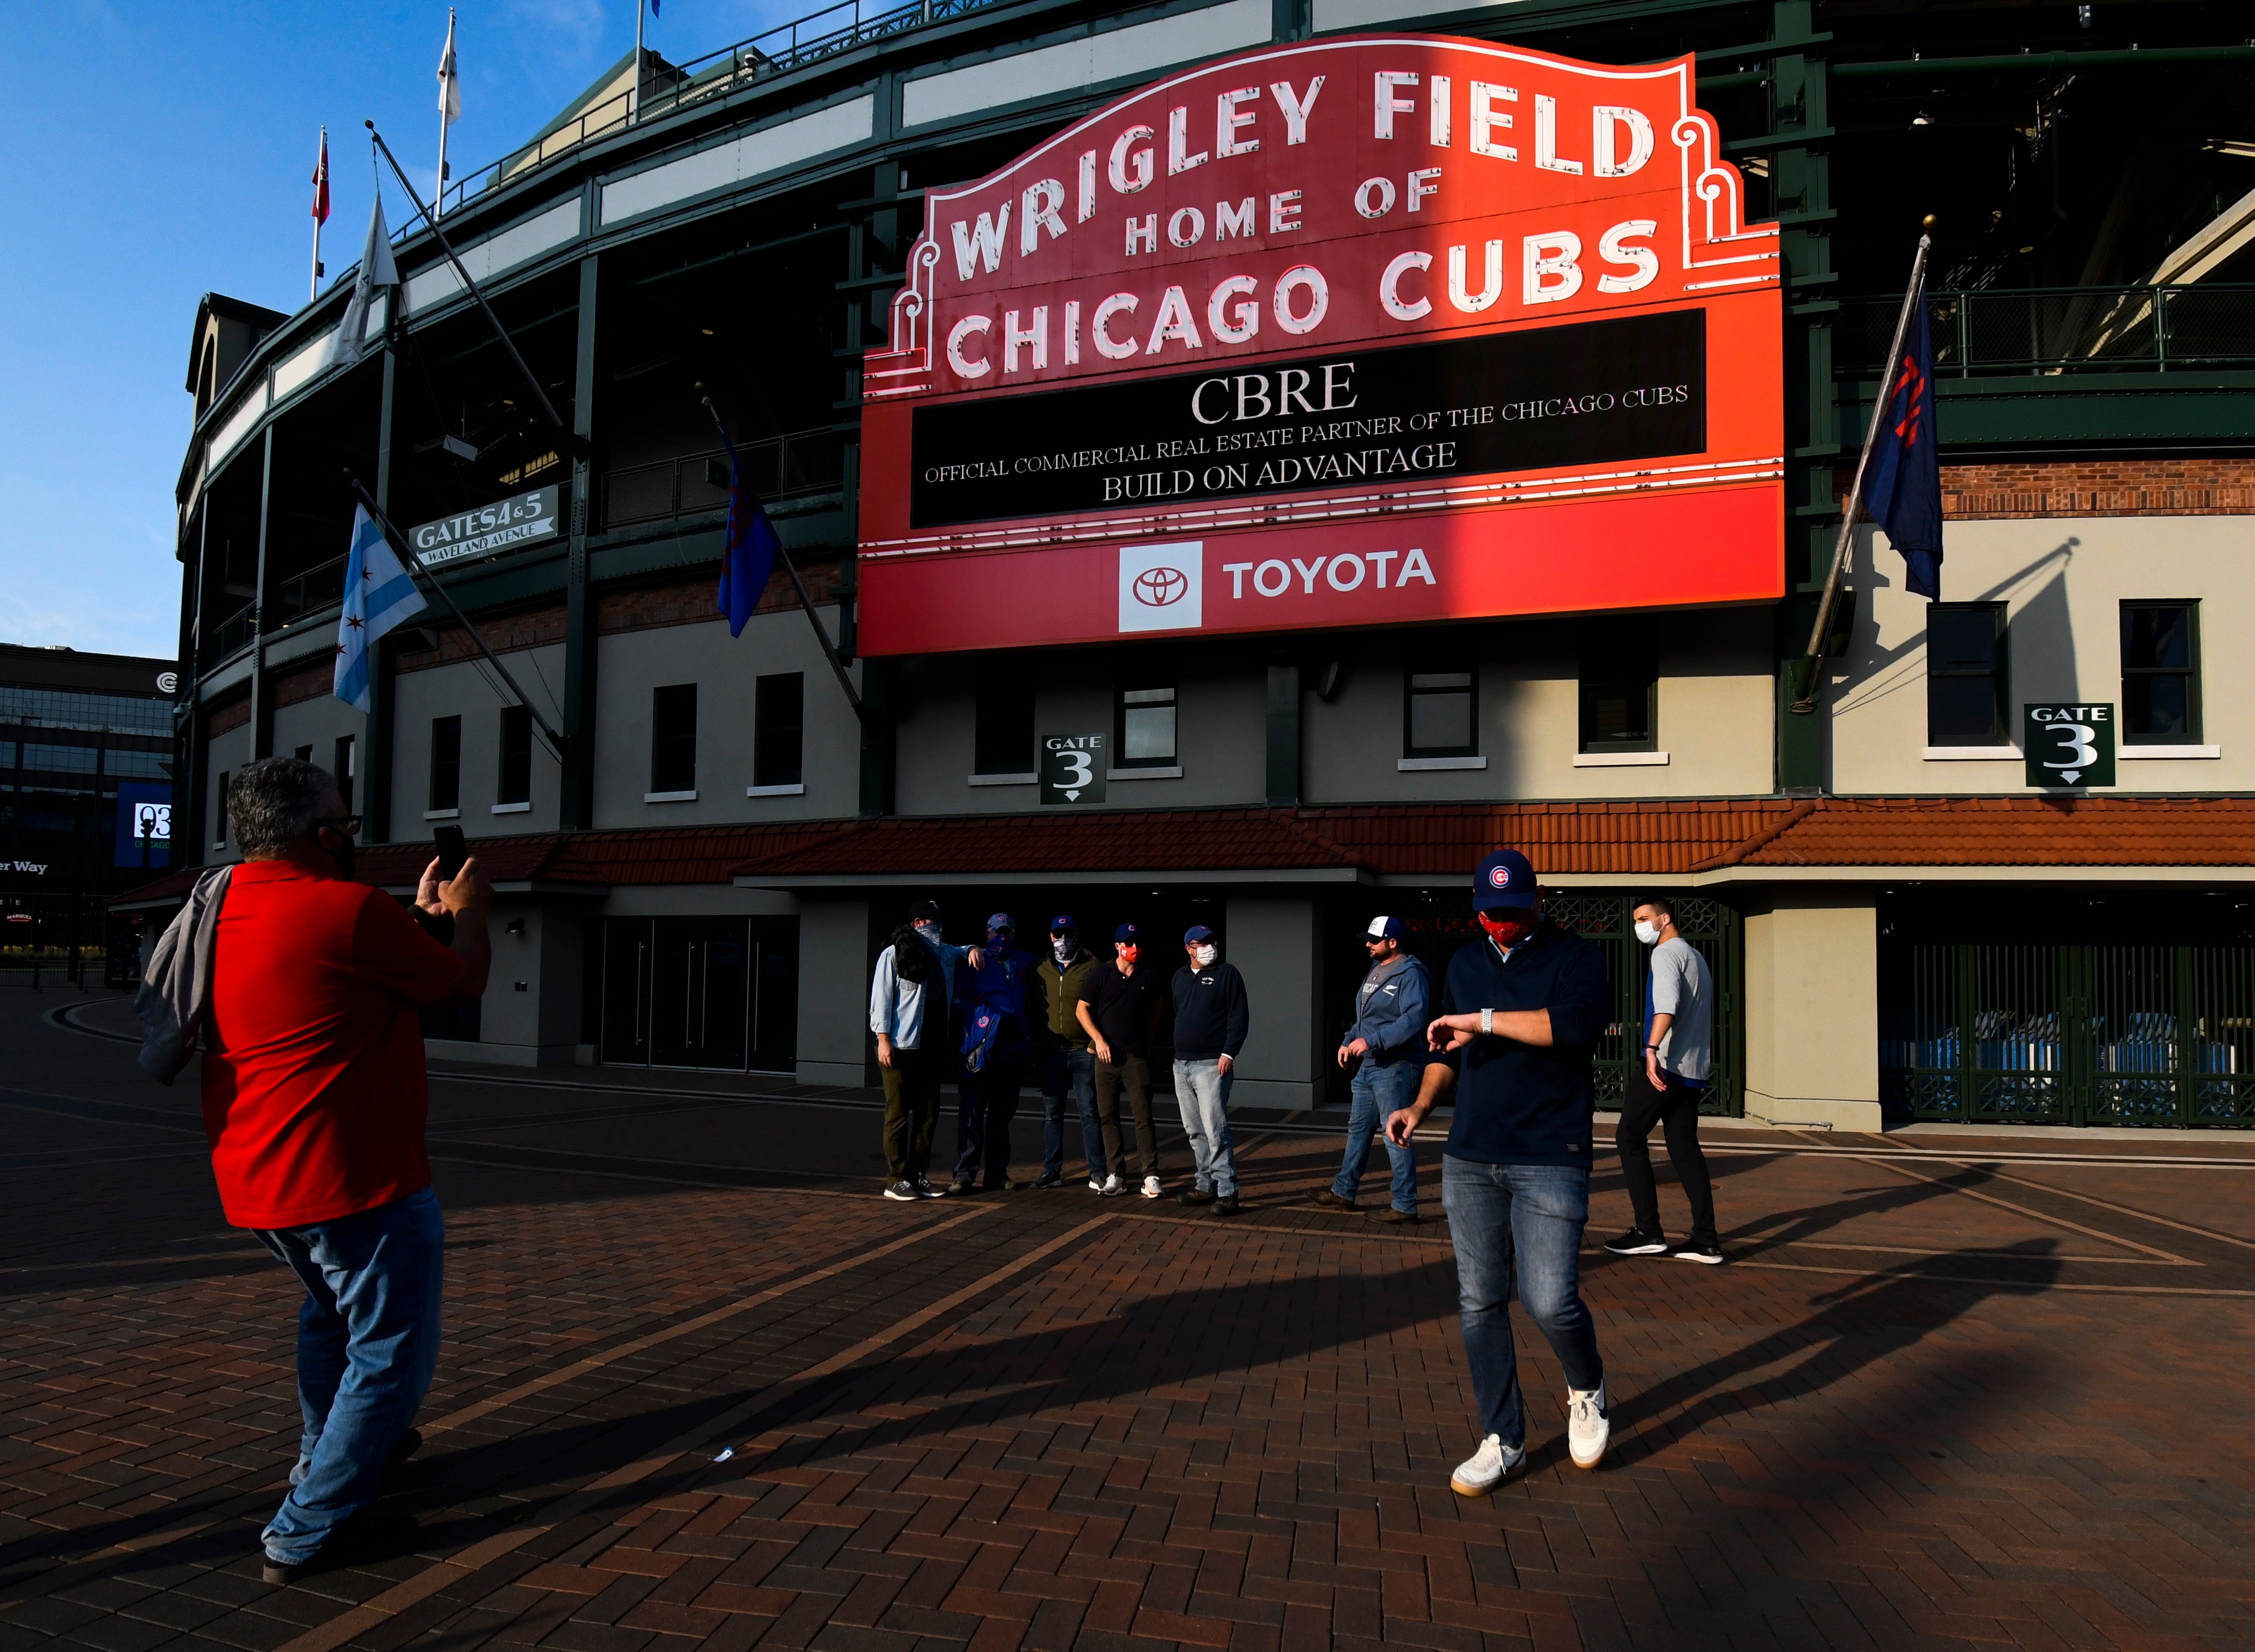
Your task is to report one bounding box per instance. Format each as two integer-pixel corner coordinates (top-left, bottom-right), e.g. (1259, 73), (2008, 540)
(1170, 925), (1248, 1216)
(1384, 849), (1613, 1493)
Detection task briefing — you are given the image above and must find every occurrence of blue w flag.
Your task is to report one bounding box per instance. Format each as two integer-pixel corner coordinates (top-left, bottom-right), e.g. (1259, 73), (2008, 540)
(333, 506), (429, 712)
(1858, 280), (1944, 600)
(715, 429), (781, 638)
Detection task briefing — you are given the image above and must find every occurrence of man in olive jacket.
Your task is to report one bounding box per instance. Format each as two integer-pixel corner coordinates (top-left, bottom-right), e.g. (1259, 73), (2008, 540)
(1028, 915), (1105, 1190)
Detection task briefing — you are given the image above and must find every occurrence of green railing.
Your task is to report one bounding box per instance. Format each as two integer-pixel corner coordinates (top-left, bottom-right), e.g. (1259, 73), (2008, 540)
(1881, 943), (2255, 1127)
(1836, 284), (2255, 377)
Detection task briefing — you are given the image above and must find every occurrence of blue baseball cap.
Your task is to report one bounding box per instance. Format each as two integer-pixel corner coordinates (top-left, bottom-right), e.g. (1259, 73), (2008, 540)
(1183, 924), (1215, 944)
(1114, 922), (1141, 944)
(986, 911), (1014, 934)
(1473, 849), (1538, 912)
(1049, 914), (1077, 933)
(1364, 915), (1404, 940)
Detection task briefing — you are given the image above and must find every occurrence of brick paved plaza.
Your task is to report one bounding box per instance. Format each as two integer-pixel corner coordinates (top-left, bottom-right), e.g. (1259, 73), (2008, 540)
(6, 978), (2255, 1652)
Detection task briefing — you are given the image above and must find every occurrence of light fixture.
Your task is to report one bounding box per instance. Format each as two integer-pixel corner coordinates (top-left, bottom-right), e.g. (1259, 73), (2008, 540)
(2078, 3), (2092, 27)
(1911, 109), (1933, 126)
(701, 327), (715, 335)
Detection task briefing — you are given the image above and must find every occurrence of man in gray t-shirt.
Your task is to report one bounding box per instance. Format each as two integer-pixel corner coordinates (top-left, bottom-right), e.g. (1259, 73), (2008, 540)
(1602, 897), (1721, 1262)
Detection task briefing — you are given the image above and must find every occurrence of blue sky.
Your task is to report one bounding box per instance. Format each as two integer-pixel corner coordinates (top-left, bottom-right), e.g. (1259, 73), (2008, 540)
(0, 1), (801, 660)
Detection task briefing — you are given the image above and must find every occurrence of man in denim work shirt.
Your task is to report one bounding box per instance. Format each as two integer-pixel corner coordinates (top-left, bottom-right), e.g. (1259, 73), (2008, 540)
(1385, 848), (1614, 1494)
(1312, 916), (1431, 1222)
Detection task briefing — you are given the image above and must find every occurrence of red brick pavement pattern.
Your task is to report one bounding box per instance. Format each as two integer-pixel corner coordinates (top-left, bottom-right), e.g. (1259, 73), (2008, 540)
(6, 987), (2255, 1651)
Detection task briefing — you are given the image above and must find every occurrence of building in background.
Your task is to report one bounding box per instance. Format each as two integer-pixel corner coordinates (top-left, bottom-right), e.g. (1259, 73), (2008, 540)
(4, 642), (181, 975)
(127, 0), (2255, 1130)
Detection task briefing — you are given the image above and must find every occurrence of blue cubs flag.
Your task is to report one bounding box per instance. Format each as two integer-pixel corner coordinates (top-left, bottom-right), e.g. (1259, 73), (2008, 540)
(715, 428), (781, 638)
(1858, 280), (1944, 600)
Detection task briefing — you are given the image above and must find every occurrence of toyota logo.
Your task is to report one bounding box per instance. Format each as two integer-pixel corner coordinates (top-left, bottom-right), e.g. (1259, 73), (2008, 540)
(1132, 566), (1189, 607)
(1489, 865), (1511, 887)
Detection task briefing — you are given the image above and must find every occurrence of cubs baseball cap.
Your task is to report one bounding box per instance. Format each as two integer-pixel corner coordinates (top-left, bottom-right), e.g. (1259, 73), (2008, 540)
(986, 912), (1014, 933)
(1183, 924), (1215, 944)
(1472, 849), (1538, 912)
(1050, 914), (1077, 933)
(1364, 915), (1404, 940)
(1114, 922), (1141, 944)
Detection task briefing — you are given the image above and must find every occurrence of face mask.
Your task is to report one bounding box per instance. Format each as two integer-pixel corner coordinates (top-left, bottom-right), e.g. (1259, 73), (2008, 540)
(914, 920), (941, 942)
(1479, 910), (1536, 951)
(1633, 920), (1660, 946)
(1052, 935), (1076, 963)
(1192, 944), (1216, 967)
(1118, 945), (1139, 966)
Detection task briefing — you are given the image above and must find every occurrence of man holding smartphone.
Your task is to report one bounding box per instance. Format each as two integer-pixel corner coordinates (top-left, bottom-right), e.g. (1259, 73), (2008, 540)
(196, 757), (491, 1584)
(1385, 850), (1613, 1495)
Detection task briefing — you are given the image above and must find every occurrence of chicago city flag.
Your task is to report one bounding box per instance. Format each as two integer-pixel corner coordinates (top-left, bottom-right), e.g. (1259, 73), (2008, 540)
(1858, 280), (1944, 600)
(715, 428), (782, 638)
(334, 507), (428, 711)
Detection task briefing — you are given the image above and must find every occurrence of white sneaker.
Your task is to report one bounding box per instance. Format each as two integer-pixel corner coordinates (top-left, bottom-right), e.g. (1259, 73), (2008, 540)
(1141, 1175), (1163, 1199)
(1448, 1433), (1524, 1496)
(1099, 1174), (1125, 1197)
(1567, 1381), (1610, 1470)
(1088, 1177), (1105, 1193)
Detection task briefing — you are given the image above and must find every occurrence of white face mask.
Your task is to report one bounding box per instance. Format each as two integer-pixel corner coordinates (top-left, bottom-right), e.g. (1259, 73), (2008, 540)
(1192, 944), (1217, 967)
(1052, 935), (1076, 963)
(1633, 919), (1661, 946)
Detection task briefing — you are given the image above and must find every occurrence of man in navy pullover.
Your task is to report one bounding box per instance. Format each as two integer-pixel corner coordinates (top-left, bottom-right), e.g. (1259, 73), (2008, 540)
(1384, 849), (1613, 1492)
(1170, 925), (1248, 1216)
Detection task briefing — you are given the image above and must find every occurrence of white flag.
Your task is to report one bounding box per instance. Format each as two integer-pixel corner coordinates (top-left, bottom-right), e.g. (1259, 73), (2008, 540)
(328, 193), (399, 371)
(438, 11), (461, 125)
(334, 507), (429, 713)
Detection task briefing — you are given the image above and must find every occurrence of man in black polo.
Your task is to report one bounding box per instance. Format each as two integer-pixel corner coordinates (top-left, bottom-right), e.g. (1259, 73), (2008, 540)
(1076, 922), (1166, 1198)
(1385, 849), (1613, 1495)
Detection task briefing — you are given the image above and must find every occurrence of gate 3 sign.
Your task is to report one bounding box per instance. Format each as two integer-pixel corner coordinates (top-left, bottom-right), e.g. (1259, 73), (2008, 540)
(857, 34), (1783, 653)
(2024, 704), (2116, 789)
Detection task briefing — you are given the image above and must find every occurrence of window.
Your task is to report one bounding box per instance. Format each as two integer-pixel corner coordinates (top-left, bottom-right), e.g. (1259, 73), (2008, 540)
(428, 715), (462, 812)
(294, 744), (313, 763)
(651, 684), (697, 793)
(753, 673), (804, 787)
(1405, 669), (1475, 757)
(497, 706), (532, 805)
(2121, 601), (2200, 744)
(972, 667), (1034, 775)
(215, 771), (230, 847)
(1926, 603), (2009, 746)
(1117, 684), (1178, 768)
(1578, 626), (1657, 754)
(105, 750), (171, 779)
(333, 736), (355, 812)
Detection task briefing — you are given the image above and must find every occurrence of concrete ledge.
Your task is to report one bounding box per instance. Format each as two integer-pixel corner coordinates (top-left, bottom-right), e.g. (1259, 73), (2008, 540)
(1220, 1077), (1317, 1110)
(798, 1059), (868, 1089)
(425, 1039), (585, 1068)
(1741, 1093), (1885, 1132)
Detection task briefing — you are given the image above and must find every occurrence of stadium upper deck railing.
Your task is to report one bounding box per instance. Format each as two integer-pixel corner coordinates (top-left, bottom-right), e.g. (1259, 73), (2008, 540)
(425, 0), (1008, 222)
(1836, 283), (2255, 376)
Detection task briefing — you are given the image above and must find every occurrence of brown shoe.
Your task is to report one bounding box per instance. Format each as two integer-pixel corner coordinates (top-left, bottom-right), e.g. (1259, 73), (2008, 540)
(1309, 1189), (1360, 1214)
(1373, 1207), (1420, 1225)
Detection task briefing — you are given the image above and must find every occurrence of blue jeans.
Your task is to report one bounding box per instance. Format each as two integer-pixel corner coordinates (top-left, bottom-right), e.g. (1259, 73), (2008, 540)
(1173, 1058), (1237, 1196)
(254, 1185), (444, 1564)
(1041, 1048), (1102, 1181)
(1440, 1158), (1602, 1449)
(1334, 1059), (1422, 1212)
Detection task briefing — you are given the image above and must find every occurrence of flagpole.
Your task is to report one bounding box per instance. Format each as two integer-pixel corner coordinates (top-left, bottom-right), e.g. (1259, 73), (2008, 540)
(696, 386), (869, 724)
(310, 127), (326, 302)
(631, 0), (644, 124)
(1788, 216), (1933, 715)
(435, 9), (455, 220)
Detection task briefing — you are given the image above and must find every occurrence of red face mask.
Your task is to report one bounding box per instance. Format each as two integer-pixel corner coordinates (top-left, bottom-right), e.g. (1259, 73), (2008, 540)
(1479, 909), (1537, 951)
(1117, 944), (1140, 965)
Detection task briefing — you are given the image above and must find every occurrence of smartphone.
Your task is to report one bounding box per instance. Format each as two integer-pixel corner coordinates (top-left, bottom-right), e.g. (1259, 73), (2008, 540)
(434, 824), (468, 883)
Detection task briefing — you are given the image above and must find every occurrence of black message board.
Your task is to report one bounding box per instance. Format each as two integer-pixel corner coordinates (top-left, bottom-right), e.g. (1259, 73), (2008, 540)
(909, 308), (1706, 530)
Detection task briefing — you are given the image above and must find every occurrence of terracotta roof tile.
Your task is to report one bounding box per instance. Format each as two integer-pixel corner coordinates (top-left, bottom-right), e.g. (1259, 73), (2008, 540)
(1735, 796), (2255, 866)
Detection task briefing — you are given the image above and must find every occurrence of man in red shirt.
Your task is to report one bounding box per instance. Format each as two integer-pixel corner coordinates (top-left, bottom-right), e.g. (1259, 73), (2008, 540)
(200, 757), (490, 1583)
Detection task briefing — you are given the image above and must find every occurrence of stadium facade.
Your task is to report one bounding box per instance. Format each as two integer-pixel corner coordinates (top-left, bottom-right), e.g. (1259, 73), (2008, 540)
(138, 0), (2255, 1129)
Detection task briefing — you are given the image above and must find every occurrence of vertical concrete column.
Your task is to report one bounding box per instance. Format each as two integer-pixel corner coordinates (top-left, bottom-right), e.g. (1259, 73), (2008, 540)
(1741, 890), (1882, 1130)
(367, 348), (399, 842)
(249, 427), (275, 759)
(1223, 893), (1321, 1109)
(562, 252), (602, 831)
(798, 898), (873, 1088)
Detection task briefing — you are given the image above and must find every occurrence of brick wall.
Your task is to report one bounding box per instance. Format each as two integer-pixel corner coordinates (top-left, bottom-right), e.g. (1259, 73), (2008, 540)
(1940, 458), (2255, 519)
(271, 658), (332, 708)
(598, 558), (841, 636)
(393, 602), (567, 675)
(207, 691), (250, 736)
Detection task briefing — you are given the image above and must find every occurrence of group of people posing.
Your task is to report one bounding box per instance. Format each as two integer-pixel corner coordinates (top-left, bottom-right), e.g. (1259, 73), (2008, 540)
(865, 853), (1722, 1487)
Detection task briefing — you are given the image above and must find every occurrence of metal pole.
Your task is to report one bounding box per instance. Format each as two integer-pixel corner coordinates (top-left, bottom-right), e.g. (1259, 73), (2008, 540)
(1789, 221), (1932, 715)
(435, 111), (449, 221)
(632, 0), (644, 124)
(364, 123), (569, 437)
(311, 126), (326, 302)
(342, 473), (569, 764)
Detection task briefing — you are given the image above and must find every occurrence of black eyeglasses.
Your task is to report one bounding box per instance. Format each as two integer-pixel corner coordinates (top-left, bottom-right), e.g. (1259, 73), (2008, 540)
(313, 815), (362, 835)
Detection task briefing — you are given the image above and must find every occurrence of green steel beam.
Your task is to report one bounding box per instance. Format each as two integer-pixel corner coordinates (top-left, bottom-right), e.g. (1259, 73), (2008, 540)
(1834, 45), (2255, 79)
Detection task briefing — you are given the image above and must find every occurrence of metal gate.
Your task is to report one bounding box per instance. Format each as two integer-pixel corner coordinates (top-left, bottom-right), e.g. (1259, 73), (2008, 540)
(1881, 943), (2255, 1127)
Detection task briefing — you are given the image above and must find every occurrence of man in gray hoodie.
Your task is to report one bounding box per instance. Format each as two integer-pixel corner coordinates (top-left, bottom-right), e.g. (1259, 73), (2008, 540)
(1312, 916), (1432, 1222)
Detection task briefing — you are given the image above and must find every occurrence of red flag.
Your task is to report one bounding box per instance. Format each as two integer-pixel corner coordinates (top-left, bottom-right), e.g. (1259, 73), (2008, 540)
(311, 128), (330, 225)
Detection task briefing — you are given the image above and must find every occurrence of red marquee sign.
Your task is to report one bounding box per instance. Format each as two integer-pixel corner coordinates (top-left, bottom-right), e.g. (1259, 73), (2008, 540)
(857, 33), (1782, 653)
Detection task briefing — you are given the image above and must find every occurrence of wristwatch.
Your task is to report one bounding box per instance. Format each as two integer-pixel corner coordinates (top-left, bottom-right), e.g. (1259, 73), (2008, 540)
(1480, 1008), (1494, 1035)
